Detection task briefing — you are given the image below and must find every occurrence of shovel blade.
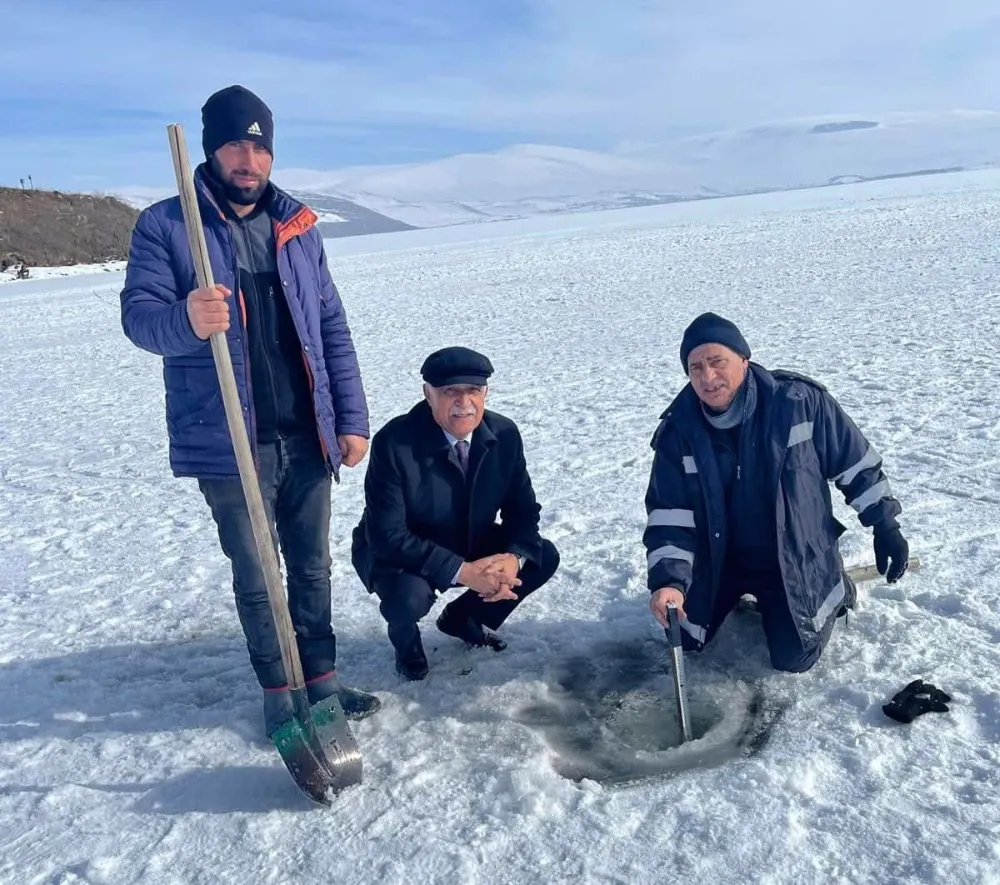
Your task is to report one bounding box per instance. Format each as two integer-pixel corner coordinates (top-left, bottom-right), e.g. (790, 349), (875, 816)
(271, 716), (338, 806)
(309, 694), (364, 791)
(270, 689), (363, 806)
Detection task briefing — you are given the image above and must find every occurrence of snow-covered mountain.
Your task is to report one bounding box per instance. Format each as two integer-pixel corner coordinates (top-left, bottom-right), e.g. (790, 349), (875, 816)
(111, 187), (414, 239)
(277, 144), (689, 228)
(626, 110), (1000, 194)
(278, 110), (1000, 228)
(112, 111), (1000, 231)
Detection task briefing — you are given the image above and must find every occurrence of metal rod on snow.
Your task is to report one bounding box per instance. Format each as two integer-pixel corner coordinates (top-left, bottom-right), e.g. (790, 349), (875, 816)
(666, 606), (694, 743)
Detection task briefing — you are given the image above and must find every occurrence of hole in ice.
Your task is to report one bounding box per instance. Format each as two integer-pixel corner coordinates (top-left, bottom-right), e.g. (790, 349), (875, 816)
(513, 643), (784, 784)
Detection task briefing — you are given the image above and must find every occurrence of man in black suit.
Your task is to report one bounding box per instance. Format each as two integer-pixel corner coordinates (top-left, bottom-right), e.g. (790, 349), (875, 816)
(352, 346), (560, 679)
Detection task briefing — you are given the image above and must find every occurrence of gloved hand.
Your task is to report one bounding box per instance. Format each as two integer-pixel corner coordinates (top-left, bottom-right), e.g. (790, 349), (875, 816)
(874, 526), (909, 583)
(882, 679), (951, 724)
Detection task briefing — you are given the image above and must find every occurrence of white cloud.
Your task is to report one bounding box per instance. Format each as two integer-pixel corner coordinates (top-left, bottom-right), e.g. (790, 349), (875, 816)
(3, 0), (998, 187)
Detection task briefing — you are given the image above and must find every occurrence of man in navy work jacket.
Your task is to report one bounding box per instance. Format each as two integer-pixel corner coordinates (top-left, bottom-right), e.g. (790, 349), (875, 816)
(644, 312), (910, 672)
(120, 85), (380, 735)
(351, 347), (560, 680)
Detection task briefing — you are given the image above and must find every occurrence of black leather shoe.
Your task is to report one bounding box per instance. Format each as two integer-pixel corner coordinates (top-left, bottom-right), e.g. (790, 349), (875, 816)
(337, 684), (382, 719)
(305, 672), (382, 720)
(395, 646), (429, 680)
(436, 607), (507, 652)
(480, 631), (507, 652)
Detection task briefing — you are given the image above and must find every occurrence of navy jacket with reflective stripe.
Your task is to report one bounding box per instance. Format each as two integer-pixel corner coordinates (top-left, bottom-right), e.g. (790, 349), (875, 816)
(643, 363), (902, 646)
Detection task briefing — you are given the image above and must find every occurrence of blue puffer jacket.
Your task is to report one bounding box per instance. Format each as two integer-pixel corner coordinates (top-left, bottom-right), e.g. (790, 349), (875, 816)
(120, 164), (369, 480)
(643, 364), (902, 649)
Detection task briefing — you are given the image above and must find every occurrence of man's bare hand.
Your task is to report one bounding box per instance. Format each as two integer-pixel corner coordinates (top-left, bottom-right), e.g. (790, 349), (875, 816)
(649, 587), (686, 628)
(338, 434), (369, 468)
(186, 284), (231, 339)
(480, 584), (520, 603)
(459, 557), (521, 600)
(482, 553), (522, 601)
(483, 553), (520, 582)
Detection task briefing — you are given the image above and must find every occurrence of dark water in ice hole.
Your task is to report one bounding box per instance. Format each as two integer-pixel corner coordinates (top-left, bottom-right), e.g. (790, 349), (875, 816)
(512, 641), (785, 784)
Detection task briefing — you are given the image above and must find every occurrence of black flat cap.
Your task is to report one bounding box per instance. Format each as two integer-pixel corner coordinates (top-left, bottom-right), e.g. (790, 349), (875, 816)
(421, 346), (494, 387)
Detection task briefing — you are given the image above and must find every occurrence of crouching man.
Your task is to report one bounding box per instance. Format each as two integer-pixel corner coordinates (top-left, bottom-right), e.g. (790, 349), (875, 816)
(352, 346), (560, 679)
(644, 312), (910, 672)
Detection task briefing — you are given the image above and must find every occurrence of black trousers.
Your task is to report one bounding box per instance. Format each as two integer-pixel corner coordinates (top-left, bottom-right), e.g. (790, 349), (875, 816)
(372, 538), (559, 656)
(689, 568), (838, 673)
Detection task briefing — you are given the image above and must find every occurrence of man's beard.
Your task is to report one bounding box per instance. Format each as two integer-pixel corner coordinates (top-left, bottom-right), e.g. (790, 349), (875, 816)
(210, 158), (268, 205)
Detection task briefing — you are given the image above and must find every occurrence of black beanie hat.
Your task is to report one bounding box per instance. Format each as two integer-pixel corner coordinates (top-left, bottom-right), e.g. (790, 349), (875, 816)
(201, 85), (274, 159)
(680, 312), (751, 373)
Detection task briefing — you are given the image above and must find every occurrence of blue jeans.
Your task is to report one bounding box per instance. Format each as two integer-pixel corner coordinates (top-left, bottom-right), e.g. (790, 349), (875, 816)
(199, 434), (335, 689)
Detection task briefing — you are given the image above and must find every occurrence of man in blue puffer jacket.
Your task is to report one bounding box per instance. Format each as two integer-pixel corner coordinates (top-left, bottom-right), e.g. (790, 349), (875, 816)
(120, 85), (380, 734)
(644, 313), (911, 672)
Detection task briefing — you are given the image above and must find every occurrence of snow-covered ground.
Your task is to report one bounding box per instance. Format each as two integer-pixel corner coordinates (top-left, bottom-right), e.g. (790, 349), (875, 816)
(2, 171), (999, 884)
(0, 260), (126, 285)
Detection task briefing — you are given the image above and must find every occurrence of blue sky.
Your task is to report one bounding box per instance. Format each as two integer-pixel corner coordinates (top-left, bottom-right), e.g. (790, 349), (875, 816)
(2, 0), (998, 191)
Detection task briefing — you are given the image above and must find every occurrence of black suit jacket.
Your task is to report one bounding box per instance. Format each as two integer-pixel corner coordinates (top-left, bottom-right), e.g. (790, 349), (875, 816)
(351, 400), (544, 591)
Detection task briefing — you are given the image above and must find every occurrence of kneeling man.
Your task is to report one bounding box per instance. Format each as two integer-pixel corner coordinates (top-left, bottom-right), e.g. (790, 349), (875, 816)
(352, 346), (559, 679)
(645, 313), (910, 672)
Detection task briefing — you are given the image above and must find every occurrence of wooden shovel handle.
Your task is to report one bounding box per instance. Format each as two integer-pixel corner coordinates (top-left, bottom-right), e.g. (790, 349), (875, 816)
(166, 124), (305, 691)
(846, 556), (921, 584)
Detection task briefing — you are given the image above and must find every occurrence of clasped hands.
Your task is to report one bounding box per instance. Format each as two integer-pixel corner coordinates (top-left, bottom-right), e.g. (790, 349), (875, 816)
(458, 554), (522, 602)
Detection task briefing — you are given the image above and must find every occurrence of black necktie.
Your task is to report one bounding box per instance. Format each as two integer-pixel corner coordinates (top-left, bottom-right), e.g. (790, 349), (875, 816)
(454, 439), (470, 475)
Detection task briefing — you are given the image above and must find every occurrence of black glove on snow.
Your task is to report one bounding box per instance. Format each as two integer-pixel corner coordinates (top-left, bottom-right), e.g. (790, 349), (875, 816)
(883, 679), (951, 724)
(874, 526), (909, 583)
